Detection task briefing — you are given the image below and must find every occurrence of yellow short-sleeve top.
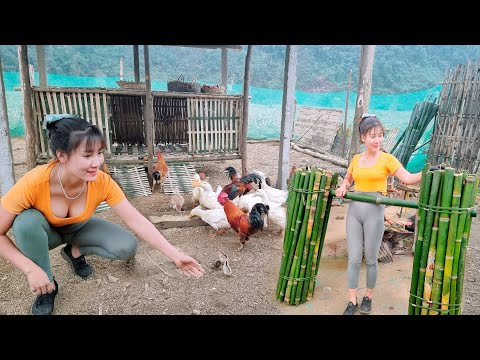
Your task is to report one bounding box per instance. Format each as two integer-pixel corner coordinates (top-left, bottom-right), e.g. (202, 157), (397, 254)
(1, 160), (125, 226)
(347, 152), (402, 195)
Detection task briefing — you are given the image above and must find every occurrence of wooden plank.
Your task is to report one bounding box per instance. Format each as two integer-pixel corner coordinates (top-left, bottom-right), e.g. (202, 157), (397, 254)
(235, 99), (239, 151)
(229, 99), (234, 152)
(66, 93), (73, 114)
(213, 99), (218, 154)
(220, 99), (225, 152)
(187, 98), (192, 153)
(102, 93), (111, 154)
(199, 98), (204, 153)
(195, 98), (200, 153)
(72, 90), (78, 114)
(95, 93), (104, 134)
(90, 93), (97, 126)
(45, 91), (54, 115)
(60, 92), (66, 113)
(83, 93), (90, 122)
(153, 217), (208, 229)
(52, 91), (60, 113)
(77, 92), (84, 118)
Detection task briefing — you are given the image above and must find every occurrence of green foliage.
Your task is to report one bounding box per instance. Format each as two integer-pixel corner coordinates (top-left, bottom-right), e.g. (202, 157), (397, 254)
(1, 45), (479, 94)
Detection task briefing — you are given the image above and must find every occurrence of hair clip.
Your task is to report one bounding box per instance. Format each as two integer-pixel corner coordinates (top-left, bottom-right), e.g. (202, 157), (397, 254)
(361, 113), (376, 119)
(43, 114), (81, 130)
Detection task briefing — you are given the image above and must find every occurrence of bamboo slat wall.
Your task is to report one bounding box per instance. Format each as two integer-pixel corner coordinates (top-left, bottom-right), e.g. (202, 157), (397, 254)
(31, 87), (243, 158)
(32, 87), (111, 155)
(187, 96), (242, 154)
(427, 60), (480, 173)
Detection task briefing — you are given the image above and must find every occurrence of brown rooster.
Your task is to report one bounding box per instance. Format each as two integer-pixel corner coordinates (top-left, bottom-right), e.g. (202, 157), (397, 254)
(217, 172), (262, 204)
(219, 198), (269, 251)
(148, 148), (169, 192)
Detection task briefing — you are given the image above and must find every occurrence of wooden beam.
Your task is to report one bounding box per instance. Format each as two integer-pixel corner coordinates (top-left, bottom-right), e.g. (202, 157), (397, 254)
(144, 45), (154, 186)
(348, 45), (376, 163)
(176, 45), (242, 51)
(36, 45), (47, 87)
(221, 48), (228, 90)
(241, 45), (253, 176)
(18, 45), (37, 170)
(0, 55), (15, 195)
(133, 45), (140, 82)
(276, 45), (298, 191)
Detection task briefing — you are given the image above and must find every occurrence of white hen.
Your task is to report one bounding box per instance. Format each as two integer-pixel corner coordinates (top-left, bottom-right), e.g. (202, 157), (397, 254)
(199, 181), (223, 209)
(255, 188), (286, 232)
(190, 205), (230, 234)
(252, 170), (288, 205)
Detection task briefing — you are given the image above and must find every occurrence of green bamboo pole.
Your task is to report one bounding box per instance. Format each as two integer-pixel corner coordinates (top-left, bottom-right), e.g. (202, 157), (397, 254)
(414, 170), (438, 314)
(295, 170), (322, 304)
(286, 169), (315, 304)
(278, 171), (310, 301)
(449, 174), (476, 314)
(315, 172), (339, 276)
(454, 174), (478, 314)
(421, 172), (444, 314)
(301, 173), (328, 303)
(408, 164), (431, 314)
(440, 173), (464, 314)
(307, 173), (333, 300)
(284, 170), (302, 251)
(429, 167), (455, 315)
(276, 171), (305, 300)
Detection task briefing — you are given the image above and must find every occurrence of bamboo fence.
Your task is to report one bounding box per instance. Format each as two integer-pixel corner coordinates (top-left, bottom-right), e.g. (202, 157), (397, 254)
(408, 164), (479, 315)
(276, 167), (339, 305)
(392, 95), (439, 167)
(427, 59), (480, 173)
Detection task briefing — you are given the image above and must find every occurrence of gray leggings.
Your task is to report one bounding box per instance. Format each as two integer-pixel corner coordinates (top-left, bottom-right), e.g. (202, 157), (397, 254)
(12, 209), (138, 281)
(346, 192), (385, 289)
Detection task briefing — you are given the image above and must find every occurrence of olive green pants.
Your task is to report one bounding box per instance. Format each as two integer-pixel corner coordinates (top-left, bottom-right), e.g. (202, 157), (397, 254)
(12, 209), (138, 281)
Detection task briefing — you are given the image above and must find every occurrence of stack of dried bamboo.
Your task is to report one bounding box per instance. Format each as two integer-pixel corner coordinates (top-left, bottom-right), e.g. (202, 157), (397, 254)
(276, 167), (339, 305)
(408, 164), (479, 315)
(392, 96), (439, 167)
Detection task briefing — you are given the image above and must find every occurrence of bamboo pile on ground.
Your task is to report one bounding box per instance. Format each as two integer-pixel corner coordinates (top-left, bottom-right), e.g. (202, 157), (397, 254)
(408, 164), (479, 315)
(276, 167), (338, 305)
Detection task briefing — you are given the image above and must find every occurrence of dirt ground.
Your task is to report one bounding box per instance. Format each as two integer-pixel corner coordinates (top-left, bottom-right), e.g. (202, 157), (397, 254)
(1, 138), (479, 315)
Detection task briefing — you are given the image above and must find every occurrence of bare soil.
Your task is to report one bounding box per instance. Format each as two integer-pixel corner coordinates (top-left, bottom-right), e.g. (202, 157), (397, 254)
(1, 138), (479, 315)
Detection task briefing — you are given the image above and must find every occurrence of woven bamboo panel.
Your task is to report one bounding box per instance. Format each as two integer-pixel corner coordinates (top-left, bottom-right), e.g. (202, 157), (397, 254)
(162, 163), (197, 195)
(110, 165), (152, 197)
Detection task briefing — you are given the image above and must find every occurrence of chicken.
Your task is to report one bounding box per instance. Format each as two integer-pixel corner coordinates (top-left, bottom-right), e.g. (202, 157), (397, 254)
(224, 166), (240, 182)
(217, 172), (263, 204)
(199, 181), (223, 210)
(233, 190), (267, 216)
(149, 148), (169, 192)
(190, 205), (230, 236)
(286, 165), (297, 187)
(191, 173), (203, 207)
(252, 170), (287, 205)
(255, 189), (286, 234)
(170, 186), (185, 212)
(219, 198), (269, 251)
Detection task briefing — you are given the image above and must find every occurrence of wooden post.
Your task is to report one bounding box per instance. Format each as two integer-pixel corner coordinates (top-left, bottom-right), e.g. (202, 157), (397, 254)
(348, 45), (376, 163)
(342, 69), (352, 157)
(221, 48), (228, 91)
(144, 45), (154, 186)
(241, 45), (253, 176)
(36, 45), (47, 87)
(276, 45), (298, 191)
(133, 45), (140, 82)
(18, 45), (37, 170)
(120, 57), (124, 80)
(0, 55), (15, 195)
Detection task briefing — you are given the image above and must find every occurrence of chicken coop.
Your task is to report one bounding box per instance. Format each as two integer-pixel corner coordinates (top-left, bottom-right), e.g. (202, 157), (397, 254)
(31, 86), (244, 163)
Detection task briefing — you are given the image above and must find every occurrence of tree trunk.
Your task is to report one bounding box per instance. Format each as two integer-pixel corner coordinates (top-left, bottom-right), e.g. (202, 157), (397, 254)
(277, 45), (297, 190)
(348, 45), (376, 163)
(0, 55), (15, 195)
(36, 45), (47, 87)
(18, 45), (37, 170)
(143, 45), (154, 186)
(241, 45), (253, 176)
(221, 48), (228, 91)
(133, 45), (140, 82)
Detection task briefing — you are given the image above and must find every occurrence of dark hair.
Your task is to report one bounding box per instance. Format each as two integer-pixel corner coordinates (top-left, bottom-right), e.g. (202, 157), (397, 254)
(46, 116), (107, 157)
(358, 115), (385, 136)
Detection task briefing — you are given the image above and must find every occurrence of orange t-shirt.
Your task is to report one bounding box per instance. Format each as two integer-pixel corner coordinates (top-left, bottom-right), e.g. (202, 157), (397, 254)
(1, 160), (125, 226)
(347, 152), (402, 195)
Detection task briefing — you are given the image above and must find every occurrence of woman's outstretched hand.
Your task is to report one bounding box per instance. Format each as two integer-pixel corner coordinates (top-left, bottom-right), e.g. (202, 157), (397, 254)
(174, 253), (205, 278)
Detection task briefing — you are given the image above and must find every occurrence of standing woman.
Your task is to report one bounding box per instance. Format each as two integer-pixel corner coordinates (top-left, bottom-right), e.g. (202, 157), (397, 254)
(335, 115), (422, 315)
(0, 115), (204, 315)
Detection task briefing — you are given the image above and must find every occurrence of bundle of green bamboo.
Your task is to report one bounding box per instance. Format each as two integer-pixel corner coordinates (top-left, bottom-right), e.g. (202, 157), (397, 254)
(276, 167), (339, 305)
(392, 96), (439, 167)
(408, 164), (479, 315)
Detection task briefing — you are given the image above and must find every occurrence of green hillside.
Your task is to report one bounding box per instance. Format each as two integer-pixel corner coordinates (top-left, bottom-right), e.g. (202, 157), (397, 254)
(1, 45), (479, 94)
